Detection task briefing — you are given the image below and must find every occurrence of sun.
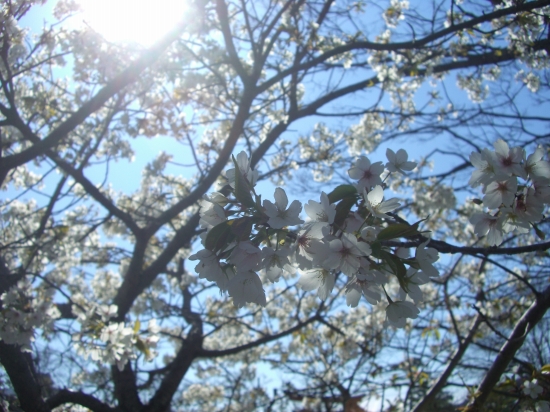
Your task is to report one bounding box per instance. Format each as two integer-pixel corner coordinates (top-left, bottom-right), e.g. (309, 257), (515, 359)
(76, 0), (189, 46)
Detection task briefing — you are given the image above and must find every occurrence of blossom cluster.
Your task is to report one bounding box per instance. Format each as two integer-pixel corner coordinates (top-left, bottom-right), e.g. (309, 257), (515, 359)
(468, 139), (550, 246)
(0, 279), (60, 349)
(72, 303), (160, 371)
(190, 149), (438, 328)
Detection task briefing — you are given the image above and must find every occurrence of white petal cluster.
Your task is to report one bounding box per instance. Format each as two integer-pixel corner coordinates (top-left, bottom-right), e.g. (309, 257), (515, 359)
(191, 150), (442, 328)
(468, 140), (550, 245)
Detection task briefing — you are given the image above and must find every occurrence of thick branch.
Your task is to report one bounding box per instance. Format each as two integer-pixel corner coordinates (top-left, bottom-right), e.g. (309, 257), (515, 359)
(0, 342), (49, 412)
(383, 239), (550, 256)
(112, 363), (143, 412)
(466, 285), (550, 411)
(46, 389), (118, 412)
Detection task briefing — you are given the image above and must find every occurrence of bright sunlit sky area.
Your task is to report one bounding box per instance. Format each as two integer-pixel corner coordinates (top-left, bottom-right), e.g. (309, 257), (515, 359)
(76, 0), (189, 46)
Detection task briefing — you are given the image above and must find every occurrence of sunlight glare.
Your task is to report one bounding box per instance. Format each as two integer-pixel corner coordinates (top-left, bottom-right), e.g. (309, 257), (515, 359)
(77, 0), (188, 46)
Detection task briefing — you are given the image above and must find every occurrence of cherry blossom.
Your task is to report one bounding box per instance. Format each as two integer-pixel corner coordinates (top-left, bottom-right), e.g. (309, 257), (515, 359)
(229, 241), (263, 272)
(348, 156), (384, 190)
(523, 379), (543, 400)
(297, 268), (335, 301)
(364, 185), (401, 219)
(385, 300), (420, 328)
(386, 148), (416, 174)
(415, 241), (439, 278)
(491, 139), (527, 179)
(189, 249), (229, 289)
(470, 212), (504, 246)
(469, 149), (501, 188)
(262, 246), (293, 282)
(525, 146), (550, 183)
(483, 177), (518, 209)
(225, 151), (259, 188)
(263, 187), (304, 229)
(226, 270), (267, 307)
(304, 192), (336, 224)
(322, 233), (372, 276)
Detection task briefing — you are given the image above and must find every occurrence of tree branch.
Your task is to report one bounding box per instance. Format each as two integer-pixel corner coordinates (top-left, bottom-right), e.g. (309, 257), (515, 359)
(466, 285), (550, 411)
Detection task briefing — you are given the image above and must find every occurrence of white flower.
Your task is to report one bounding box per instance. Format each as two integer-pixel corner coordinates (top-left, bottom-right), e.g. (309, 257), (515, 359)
(263, 187), (304, 229)
(537, 401), (550, 412)
(227, 270), (266, 307)
(385, 300), (420, 328)
(199, 201), (226, 229)
(304, 192), (336, 224)
(297, 267), (335, 300)
(399, 268), (430, 304)
(526, 146), (550, 183)
(483, 177), (517, 209)
(469, 149), (500, 188)
(513, 187), (544, 224)
(360, 226), (379, 242)
(225, 151), (259, 188)
(470, 212), (504, 246)
(499, 206), (530, 234)
(386, 148), (416, 174)
(229, 241), (263, 272)
(294, 222), (327, 269)
(322, 233), (371, 276)
(348, 156), (384, 190)
(189, 249), (229, 290)
(523, 379), (543, 400)
(415, 240), (439, 278)
(345, 283), (362, 307)
(262, 246), (293, 282)
(364, 186), (401, 219)
(346, 271), (382, 306)
(490, 139), (526, 179)
(97, 305), (118, 322)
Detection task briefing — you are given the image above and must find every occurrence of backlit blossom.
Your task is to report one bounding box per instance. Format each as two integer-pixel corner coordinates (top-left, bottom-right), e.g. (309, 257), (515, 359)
(483, 177), (517, 209)
(229, 241), (262, 271)
(322, 233), (371, 276)
(364, 186), (401, 219)
(469, 149), (500, 188)
(304, 192), (336, 224)
(262, 246), (294, 282)
(470, 212), (504, 246)
(491, 139), (527, 179)
(415, 240), (439, 278)
(227, 270), (266, 307)
(386, 148), (416, 174)
(525, 146), (550, 183)
(225, 151), (259, 188)
(385, 300), (419, 328)
(297, 268), (335, 300)
(348, 156), (384, 190)
(524, 379), (543, 400)
(264, 187), (304, 229)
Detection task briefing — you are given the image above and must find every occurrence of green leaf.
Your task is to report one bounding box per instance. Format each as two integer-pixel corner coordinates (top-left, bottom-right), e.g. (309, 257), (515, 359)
(133, 320), (141, 334)
(377, 223), (421, 241)
(135, 337), (151, 359)
(333, 196), (357, 229)
(205, 220), (237, 253)
(230, 217), (254, 241)
(327, 184), (357, 204)
(370, 241), (382, 258)
(380, 250), (407, 290)
(232, 155), (255, 208)
(541, 364), (550, 374)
